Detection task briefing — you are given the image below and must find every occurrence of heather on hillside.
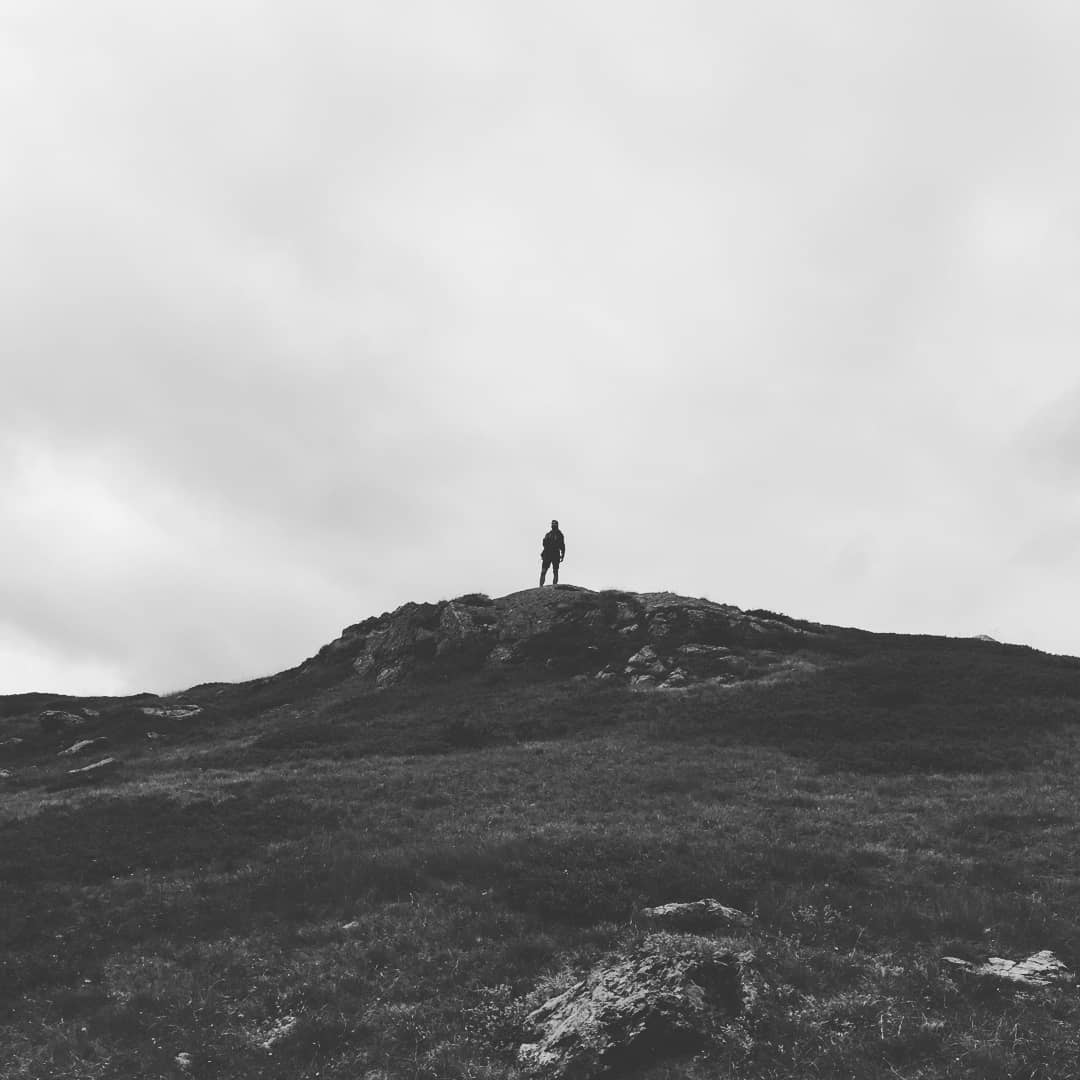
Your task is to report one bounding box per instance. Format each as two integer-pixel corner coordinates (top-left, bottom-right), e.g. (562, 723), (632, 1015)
(2, 589), (1079, 1079)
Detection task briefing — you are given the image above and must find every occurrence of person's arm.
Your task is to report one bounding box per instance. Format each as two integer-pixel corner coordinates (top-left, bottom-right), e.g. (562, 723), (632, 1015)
(560, 534), (566, 559)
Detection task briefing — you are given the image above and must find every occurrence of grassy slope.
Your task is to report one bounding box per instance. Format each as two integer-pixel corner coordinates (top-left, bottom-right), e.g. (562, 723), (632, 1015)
(2, 637), (1080, 1078)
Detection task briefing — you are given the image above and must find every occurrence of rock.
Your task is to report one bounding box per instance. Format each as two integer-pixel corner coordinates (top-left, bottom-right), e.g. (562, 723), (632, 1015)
(639, 594), (735, 644)
(674, 644), (749, 682)
(519, 934), (751, 1078)
(64, 757), (120, 783)
(630, 674), (657, 688)
(259, 1014), (299, 1052)
(307, 587), (839, 694)
(146, 731), (164, 740)
(343, 601), (446, 677)
(0, 737), (25, 753)
(638, 899), (754, 933)
(658, 669), (690, 690)
(38, 710), (84, 735)
(676, 644), (732, 660)
(495, 587), (594, 647)
(942, 950), (1072, 990)
(595, 665), (618, 680)
(140, 704), (202, 720)
(0, 769), (11, 779)
(440, 600), (485, 641)
(353, 653), (377, 677)
(57, 737), (109, 757)
(625, 646), (667, 679)
(487, 644), (516, 665)
(376, 663), (405, 688)
(175, 1052), (193, 1070)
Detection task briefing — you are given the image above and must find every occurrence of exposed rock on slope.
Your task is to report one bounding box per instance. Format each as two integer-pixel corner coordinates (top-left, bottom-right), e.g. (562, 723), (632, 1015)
(306, 586), (828, 692)
(519, 933), (753, 1078)
(942, 951), (1073, 990)
(638, 899), (755, 933)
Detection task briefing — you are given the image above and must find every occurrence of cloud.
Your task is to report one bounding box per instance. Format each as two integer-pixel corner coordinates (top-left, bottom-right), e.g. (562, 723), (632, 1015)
(4, 0), (1080, 692)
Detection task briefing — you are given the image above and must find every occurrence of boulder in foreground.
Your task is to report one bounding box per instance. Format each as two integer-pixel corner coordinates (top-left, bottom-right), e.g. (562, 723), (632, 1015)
(518, 933), (752, 1078)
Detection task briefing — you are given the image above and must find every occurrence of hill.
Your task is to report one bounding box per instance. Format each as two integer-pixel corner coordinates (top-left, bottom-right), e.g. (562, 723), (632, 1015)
(2, 586), (1080, 1078)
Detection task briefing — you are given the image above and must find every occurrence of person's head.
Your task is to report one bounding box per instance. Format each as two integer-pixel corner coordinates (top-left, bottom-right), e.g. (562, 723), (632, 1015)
(551, 519), (559, 530)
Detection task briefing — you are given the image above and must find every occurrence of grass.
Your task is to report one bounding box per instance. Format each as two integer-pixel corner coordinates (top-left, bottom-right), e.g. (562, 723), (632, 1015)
(2, 635), (1080, 1077)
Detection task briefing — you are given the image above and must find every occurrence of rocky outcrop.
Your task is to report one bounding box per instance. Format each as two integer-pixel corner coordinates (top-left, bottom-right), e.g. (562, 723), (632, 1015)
(307, 586), (827, 694)
(141, 704), (202, 720)
(38, 710), (85, 735)
(518, 934), (752, 1078)
(942, 950), (1073, 990)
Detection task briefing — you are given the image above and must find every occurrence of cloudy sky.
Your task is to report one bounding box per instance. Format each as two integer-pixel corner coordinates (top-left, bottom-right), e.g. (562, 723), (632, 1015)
(4, 1), (1080, 695)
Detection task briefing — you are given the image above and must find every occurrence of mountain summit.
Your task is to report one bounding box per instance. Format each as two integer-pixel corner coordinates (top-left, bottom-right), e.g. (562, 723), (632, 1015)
(302, 585), (832, 693)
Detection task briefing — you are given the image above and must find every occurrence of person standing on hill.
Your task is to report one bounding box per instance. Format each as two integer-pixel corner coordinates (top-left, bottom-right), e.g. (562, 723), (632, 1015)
(540, 519), (566, 586)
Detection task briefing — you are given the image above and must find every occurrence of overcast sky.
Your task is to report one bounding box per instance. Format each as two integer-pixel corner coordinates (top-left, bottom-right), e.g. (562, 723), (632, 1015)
(4, 1), (1080, 695)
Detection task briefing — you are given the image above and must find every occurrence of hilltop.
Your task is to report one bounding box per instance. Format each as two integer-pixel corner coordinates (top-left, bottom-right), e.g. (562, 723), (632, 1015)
(0, 585), (1066, 782)
(2, 587), (1080, 1078)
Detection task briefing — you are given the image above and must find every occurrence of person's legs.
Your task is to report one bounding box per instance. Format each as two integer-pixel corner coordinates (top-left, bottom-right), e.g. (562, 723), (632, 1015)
(540, 556), (551, 586)
(552, 557), (559, 585)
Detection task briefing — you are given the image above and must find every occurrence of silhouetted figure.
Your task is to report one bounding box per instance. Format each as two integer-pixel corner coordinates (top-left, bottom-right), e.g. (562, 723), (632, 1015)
(540, 519), (566, 586)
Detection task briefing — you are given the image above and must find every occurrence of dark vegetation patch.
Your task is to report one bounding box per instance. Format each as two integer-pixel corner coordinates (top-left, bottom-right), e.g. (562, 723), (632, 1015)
(948, 808), (1076, 854)
(184, 655), (362, 721)
(744, 608), (830, 633)
(254, 722), (364, 752)
(0, 794), (342, 1004)
(645, 646), (1080, 773)
(422, 832), (892, 929)
(234, 677), (631, 763)
(233, 637), (1080, 774)
(835, 644), (1080, 704)
(0, 792), (340, 888)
